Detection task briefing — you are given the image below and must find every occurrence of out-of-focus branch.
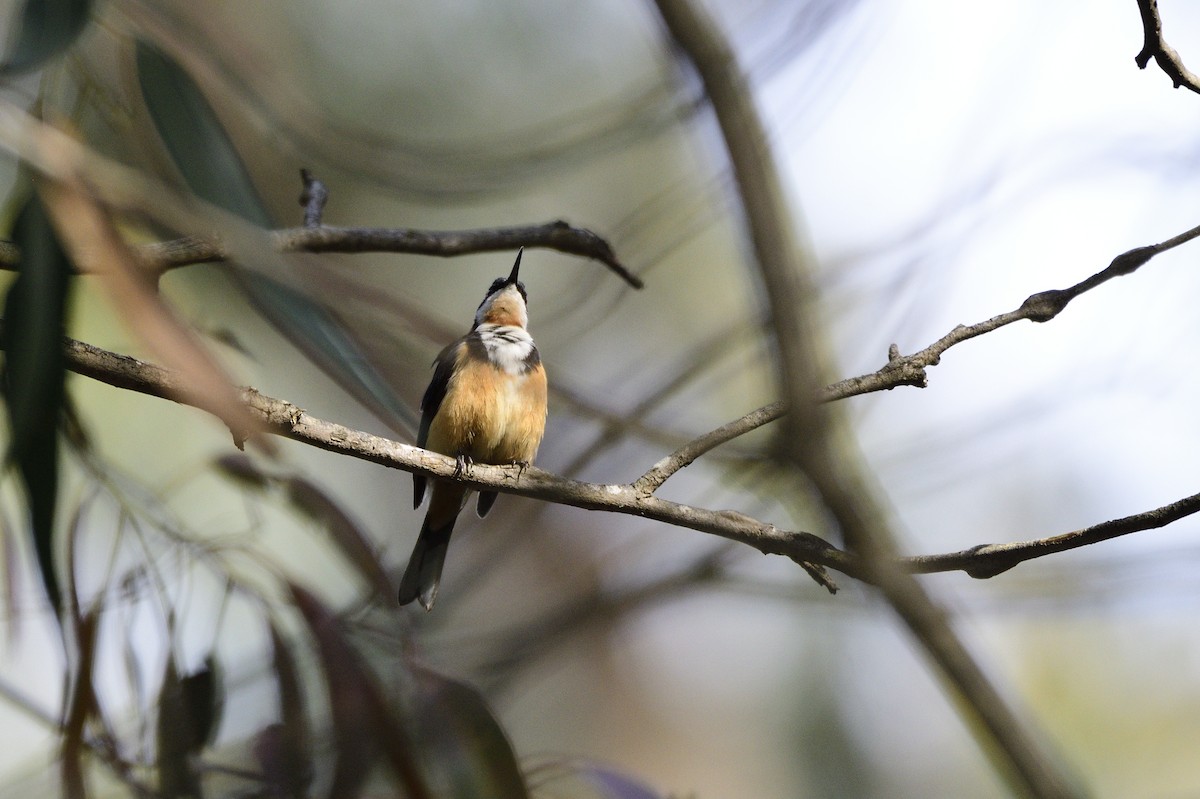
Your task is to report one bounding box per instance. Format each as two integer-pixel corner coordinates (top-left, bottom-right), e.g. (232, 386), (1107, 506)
(1134, 0), (1200, 94)
(648, 1), (1086, 797)
(0, 102), (642, 289)
(1, 217), (642, 288)
(636, 219), (1200, 491)
(0, 674), (156, 797)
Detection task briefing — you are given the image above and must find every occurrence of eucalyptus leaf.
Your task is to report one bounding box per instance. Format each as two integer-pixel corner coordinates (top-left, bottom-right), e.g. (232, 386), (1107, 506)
(0, 0), (92, 74)
(411, 664), (530, 799)
(2, 195), (72, 614)
(135, 40), (418, 435)
(156, 658), (201, 799)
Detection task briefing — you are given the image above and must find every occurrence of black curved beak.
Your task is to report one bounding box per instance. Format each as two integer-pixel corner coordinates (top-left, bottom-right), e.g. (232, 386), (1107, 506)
(506, 247), (523, 286)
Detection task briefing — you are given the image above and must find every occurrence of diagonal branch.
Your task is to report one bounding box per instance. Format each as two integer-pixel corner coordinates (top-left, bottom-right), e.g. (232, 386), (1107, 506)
(1134, 0), (1200, 94)
(637, 219), (1200, 492)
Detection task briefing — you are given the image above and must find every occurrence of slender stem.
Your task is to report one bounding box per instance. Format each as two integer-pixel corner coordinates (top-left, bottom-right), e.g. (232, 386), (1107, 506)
(1134, 0), (1200, 93)
(637, 219), (1200, 491)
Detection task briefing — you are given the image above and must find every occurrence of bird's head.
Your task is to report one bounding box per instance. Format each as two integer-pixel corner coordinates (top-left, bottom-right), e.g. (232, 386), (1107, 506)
(474, 248), (530, 329)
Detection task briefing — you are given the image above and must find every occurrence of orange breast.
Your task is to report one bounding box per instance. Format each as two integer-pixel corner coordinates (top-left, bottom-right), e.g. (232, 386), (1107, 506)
(426, 352), (547, 465)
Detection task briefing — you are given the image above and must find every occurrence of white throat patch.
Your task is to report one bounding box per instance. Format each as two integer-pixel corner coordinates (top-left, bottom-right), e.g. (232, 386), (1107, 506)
(476, 324), (535, 374)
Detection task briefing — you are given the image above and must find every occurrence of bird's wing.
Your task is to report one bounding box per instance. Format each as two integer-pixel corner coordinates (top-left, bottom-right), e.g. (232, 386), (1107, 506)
(414, 339), (463, 507)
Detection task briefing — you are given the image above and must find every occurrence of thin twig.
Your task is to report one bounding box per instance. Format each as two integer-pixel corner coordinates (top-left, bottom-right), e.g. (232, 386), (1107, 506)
(635, 402), (785, 492)
(637, 220), (1200, 491)
(273, 222), (641, 287)
(1134, 0), (1200, 94)
(906, 490), (1200, 578)
(298, 168), (329, 228)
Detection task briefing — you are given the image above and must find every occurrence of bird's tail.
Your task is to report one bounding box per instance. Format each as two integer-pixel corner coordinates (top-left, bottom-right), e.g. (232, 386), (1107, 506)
(398, 483), (465, 610)
(397, 517), (454, 610)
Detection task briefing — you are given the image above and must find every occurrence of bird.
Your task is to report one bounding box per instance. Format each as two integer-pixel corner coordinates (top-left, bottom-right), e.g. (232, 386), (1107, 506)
(398, 248), (548, 610)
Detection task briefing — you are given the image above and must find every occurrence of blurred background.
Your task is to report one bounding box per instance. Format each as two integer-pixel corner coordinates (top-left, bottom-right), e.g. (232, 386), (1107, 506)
(3, 0), (1200, 796)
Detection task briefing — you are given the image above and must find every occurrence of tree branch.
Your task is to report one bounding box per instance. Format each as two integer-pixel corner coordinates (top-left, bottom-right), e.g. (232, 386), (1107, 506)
(40, 327), (851, 576)
(2, 220), (643, 289)
(907, 490), (1200, 578)
(7, 324), (1197, 589)
(637, 219), (1200, 491)
(0, 105), (642, 289)
(1134, 0), (1200, 94)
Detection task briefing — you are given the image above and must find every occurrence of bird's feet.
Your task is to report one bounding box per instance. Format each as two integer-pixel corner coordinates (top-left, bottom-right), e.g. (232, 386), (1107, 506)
(453, 454), (474, 479)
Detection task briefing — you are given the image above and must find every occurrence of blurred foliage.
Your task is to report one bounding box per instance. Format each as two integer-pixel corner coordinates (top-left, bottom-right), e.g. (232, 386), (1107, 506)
(2, 194), (72, 616)
(0, 0), (91, 75)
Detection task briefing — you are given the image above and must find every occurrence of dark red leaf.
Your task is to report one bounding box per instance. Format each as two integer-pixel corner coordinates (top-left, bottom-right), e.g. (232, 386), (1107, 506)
(285, 477), (392, 600)
(289, 583), (428, 799)
(179, 656), (223, 751)
(156, 658), (200, 799)
(213, 453), (270, 491)
(61, 605), (100, 799)
(255, 622), (311, 799)
(410, 664), (529, 799)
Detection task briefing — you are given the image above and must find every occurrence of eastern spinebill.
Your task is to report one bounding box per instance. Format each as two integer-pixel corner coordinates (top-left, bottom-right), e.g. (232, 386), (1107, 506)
(398, 249), (548, 610)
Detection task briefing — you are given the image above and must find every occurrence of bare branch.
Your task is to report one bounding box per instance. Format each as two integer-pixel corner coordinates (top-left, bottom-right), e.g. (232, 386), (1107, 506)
(907, 490), (1200, 578)
(639, 220), (1200, 491)
(270, 221), (642, 287)
(4, 220), (641, 287)
(635, 401), (785, 493)
(298, 168), (329, 228)
(40, 328), (849, 573)
(5, 324), (1196, 594)
(1135, 0), (1200, 94)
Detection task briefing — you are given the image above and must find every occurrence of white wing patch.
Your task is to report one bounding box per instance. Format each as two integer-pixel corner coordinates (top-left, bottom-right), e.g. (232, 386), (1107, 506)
(476, 324), (536, 374)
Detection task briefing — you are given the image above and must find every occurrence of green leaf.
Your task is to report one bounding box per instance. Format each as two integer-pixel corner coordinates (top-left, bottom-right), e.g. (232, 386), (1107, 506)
(135, 40), (419, 436)
(0, 0), (92, 75)
(2, 194), (72, 614)
(410, 664), (530, 799)
(135, 40), (270, 226)
(61, 606), (101, 799)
